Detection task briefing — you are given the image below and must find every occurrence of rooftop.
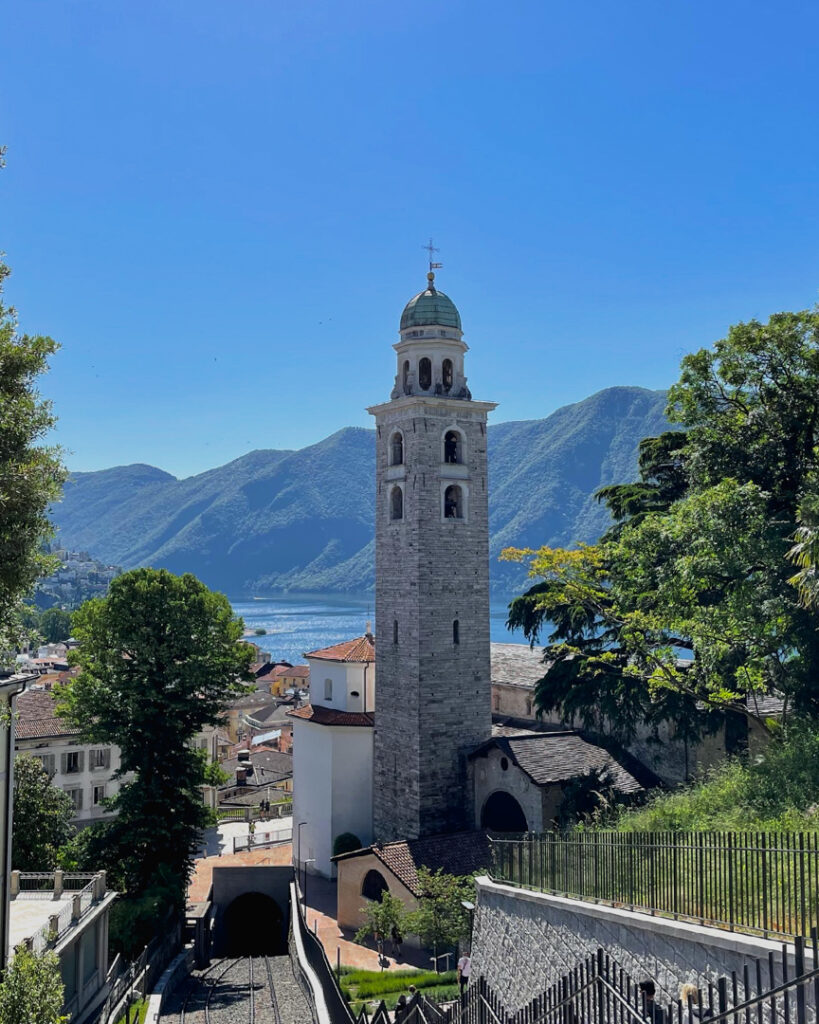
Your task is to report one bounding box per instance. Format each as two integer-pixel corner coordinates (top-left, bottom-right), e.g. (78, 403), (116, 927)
(400, 279), (462, 332)
(15, 689), (80, 741)
(304, 635), (375, 664)
(472, 730), (644, 794)
(490, 643), (551, 688)
(334, 831), (490, 897)
(287, 703), (374, 728)
(9, 871), (111, 955)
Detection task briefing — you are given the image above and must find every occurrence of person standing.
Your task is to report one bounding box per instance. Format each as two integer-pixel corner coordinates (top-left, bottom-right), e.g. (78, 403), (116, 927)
(457, 952), (472, 997)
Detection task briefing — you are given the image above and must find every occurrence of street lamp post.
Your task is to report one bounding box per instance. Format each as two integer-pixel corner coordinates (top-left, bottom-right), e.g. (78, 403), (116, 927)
(296, 820), (307, 893)
(303, 858), (316, 909)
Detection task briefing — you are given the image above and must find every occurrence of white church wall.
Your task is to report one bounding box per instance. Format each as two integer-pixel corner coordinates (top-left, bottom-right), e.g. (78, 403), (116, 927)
(307, 661), (375, 713)
(472, 746), (544, 832)
(291, 719), (334, 878)
(331, 726), (374, 860)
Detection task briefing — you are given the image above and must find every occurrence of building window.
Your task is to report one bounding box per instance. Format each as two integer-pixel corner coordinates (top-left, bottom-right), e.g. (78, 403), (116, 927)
(444, 484), (464, 519)
(90, 748), (110, 771)
(444, 429), (463, 464)
(390, 431), (404, 466)
(361, 869), (389, 901)
(36, 754), (56, 776)
(493, 693), (501, 711)
(393, 619), (398, 644)
(453, 619), (460, 645)
(418, 357), (432, 391)
(402, 360), (410, 394)
(64, 787), (83, 811)
(62, 751), (84, 775)
(324, 678), (333, 701)
(442, 358), (453, 392)
(500, 756), (509, 772)
(93, 784), (106, 806)
(390, 485), (403, 521)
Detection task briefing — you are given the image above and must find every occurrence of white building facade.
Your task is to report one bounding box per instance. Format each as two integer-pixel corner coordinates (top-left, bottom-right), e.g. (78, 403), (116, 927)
(289, 634), (375, 879)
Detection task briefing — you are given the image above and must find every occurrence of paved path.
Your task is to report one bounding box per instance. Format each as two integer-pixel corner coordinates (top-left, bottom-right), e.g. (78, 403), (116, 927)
(302, 875), (428, 972)
(197, 817), (293, 858)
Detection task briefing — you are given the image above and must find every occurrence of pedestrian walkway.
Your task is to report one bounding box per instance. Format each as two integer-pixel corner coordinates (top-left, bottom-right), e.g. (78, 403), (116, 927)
(196, 815), (293, 858)
(301, 874), (428, 972)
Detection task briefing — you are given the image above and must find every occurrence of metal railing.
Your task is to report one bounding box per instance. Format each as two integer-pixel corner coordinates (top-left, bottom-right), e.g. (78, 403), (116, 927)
(13, 872), (105, 954)
(233, 826), (293, 853)
(489, 830), (819, 939)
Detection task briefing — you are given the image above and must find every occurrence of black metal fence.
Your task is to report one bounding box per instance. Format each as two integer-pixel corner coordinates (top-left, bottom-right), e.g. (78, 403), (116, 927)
(489, 831), (819, 939)
(358, 935), (819, 1024)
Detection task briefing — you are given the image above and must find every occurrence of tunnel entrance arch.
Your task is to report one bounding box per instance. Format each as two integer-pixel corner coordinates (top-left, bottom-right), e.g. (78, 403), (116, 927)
(222, 892), (286, 955)
(481, 790), (528, 833)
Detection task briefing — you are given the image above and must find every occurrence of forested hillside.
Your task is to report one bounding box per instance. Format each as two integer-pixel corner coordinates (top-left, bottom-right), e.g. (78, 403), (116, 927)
(51, 386), (669, 595)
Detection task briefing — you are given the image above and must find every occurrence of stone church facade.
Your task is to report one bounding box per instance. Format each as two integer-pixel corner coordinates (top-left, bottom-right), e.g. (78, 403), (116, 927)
(368, 271), (497, 842)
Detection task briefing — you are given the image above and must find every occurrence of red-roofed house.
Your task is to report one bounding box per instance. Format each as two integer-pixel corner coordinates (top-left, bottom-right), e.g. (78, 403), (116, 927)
(289, 631), (376, 879)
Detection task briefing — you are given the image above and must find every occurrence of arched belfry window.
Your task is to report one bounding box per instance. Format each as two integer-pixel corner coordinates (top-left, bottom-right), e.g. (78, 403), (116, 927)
(442, 359), (453, 392)
(402, 360), (410, 394)
(444, 430), (463, 465)
(390, 485), (403, 521)
(390, 431), (403, 466)
(444, 484), (464, 519)
(453, 619), (460, 645)
(418, 357), (432, 391)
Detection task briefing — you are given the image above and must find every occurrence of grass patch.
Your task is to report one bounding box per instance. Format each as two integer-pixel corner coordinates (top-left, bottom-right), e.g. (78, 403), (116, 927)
(114, 998), (148, 1024)
(340, 968), (458, 1011)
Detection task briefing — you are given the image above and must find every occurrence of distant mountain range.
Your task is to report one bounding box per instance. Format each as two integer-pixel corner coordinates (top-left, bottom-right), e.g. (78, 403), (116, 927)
(50, 386), (669, 596)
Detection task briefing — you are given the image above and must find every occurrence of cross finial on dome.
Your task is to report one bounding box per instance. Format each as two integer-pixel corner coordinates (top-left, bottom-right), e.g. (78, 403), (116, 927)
(422, 237), (443, 284)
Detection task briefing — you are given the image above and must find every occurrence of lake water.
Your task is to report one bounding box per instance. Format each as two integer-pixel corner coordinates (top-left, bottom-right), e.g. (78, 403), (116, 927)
(231, 593), (525, 664)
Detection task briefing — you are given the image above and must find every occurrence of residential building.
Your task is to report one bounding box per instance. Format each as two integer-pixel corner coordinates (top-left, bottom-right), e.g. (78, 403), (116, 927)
(0, 671), (31, 972)
(9, 869), (116, 1024)
(14, 689), (124, 826)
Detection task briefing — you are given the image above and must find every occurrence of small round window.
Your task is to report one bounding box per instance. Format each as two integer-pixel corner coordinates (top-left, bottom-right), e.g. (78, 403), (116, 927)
(500, 756), (509, 772)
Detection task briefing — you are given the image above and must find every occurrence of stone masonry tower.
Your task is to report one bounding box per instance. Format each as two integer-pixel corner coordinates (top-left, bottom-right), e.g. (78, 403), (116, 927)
(368, 271), (497, 842)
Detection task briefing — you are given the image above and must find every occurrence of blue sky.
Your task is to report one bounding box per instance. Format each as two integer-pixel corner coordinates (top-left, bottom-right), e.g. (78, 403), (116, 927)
(3, 0), (819, 478)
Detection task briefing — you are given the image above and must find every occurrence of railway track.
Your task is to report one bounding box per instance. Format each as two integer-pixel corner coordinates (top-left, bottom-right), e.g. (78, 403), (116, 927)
(168, 954), (310, 1024)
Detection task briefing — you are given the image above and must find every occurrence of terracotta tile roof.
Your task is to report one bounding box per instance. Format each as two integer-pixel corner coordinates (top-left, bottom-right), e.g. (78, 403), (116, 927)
(287, 703), (374, 727)
(304, 635), (375, 663)
(334, 831), (491, 897)
(472, 731), (643, 794)
(15, 690), (80, 741)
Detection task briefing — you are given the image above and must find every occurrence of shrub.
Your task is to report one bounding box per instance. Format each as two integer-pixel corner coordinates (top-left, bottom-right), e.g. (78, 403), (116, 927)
(333, 832), (363, 856)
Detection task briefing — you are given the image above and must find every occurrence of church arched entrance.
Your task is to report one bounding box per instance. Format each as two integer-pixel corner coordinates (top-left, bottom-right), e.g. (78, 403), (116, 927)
(222, 892), (286, 955)
(481, 790), (528, 833)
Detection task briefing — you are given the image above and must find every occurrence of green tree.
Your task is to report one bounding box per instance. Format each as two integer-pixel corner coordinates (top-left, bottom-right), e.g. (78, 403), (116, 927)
(355, 890), (407, 945)
(0, 249), (65, 660)
(38, 607), (73, 644)
(507, 309), (819, 737)
(404, 869), (474, 956)
(0, 945), (67, 1024)
(57, 569), (253, 922)
(11, 755), (75, 871)
(333, 832), (363, 857)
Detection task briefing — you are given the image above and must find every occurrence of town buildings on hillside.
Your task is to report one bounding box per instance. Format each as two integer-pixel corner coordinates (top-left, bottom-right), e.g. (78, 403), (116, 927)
(35, 550), (121, 609)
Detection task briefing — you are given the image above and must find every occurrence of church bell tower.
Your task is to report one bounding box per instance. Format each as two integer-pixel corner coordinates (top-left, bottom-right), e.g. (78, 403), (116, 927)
(368, 270), (497, 842)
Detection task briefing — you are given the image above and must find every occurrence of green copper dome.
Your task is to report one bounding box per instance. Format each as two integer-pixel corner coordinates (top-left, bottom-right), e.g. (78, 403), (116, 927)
(400, 280), (462, 331)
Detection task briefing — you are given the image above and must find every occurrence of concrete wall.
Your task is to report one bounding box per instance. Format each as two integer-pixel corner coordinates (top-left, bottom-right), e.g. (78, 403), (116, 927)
(471, 876), (802, 1013)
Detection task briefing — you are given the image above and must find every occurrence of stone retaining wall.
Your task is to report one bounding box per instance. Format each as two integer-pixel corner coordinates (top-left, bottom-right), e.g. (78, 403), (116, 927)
(471, 876), (805, 1013)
